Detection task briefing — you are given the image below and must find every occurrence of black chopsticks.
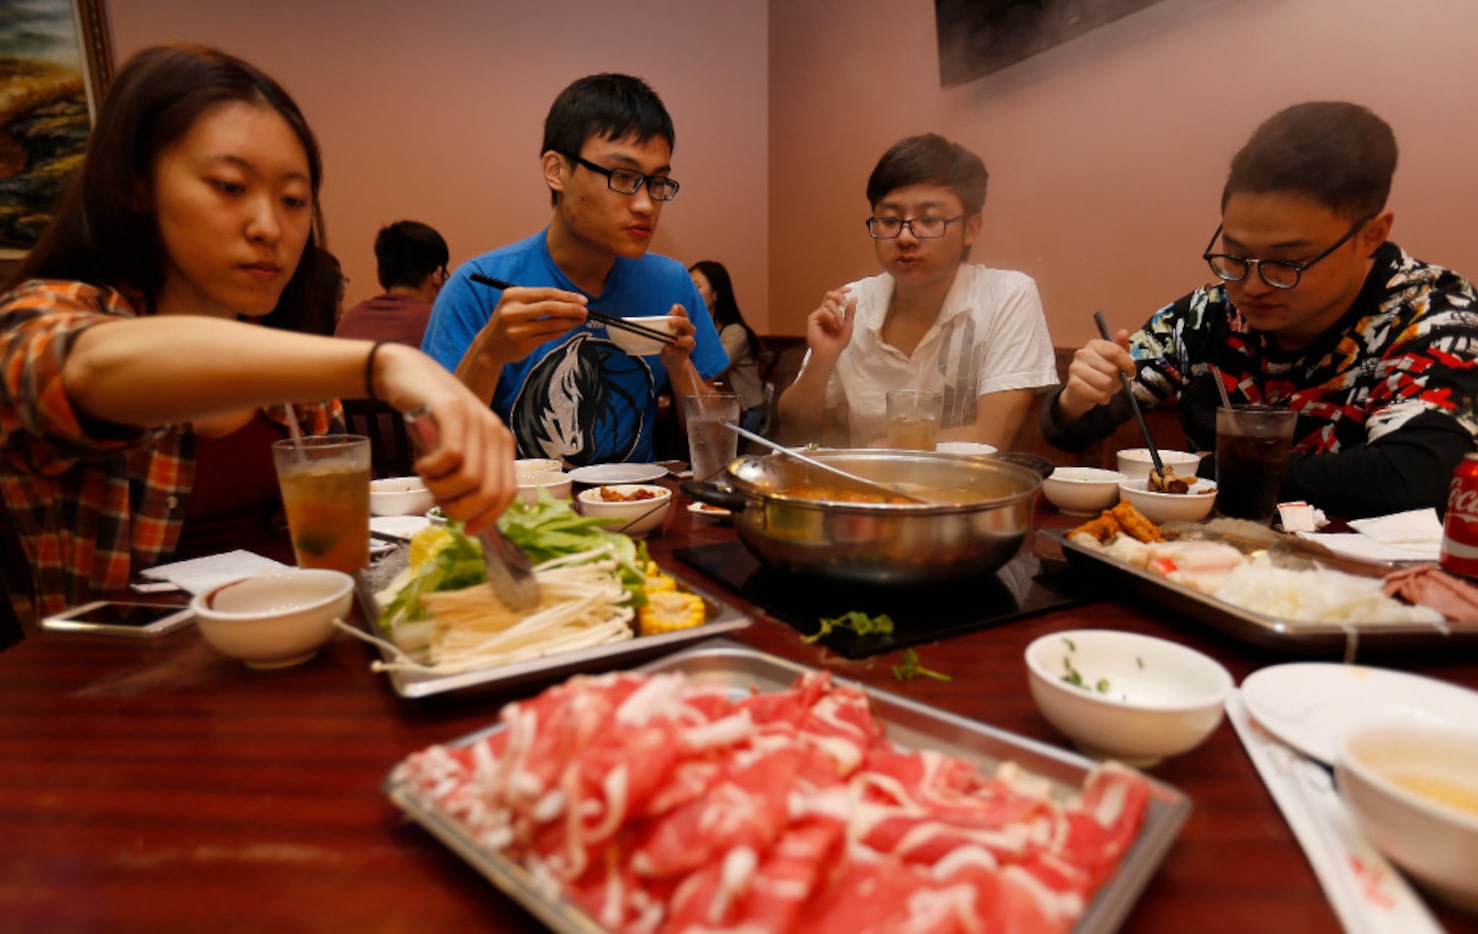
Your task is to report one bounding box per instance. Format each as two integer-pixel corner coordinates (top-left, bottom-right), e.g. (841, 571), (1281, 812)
(1094, 310), (1166, 479)
(467, 272), (679, 347)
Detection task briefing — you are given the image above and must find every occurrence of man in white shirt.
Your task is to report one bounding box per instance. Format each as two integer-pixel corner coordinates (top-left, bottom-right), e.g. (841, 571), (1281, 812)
(777, 134), (1057, 449)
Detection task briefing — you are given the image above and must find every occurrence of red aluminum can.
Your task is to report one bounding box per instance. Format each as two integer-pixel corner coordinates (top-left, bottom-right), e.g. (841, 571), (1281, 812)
(1440, 453), (1478, 577)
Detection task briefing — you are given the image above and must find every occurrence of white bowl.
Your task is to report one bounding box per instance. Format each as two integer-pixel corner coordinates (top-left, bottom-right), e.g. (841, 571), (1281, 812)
(515, 457), (563, 476)
(1116, 448), (1204, 481)
(425, 506), (446, 527)
(1041, 467), (1126, 516)
(1336, 725), (1478, 912)
(606, 315), (678, 356)
(192, 570), (353, 669)
(369, 476), (434, 516)
(517, 470), (573, 505)
(936, 441), (998, 457)
(1118, 477), (1217, 524)
(1025, 629), (1233, 766)
(575, 484), (672, 537)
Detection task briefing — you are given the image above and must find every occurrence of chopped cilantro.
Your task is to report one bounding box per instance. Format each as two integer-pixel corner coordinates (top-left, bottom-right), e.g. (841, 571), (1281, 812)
(892, 648), (951, 682)
(802, 611), (895, 644)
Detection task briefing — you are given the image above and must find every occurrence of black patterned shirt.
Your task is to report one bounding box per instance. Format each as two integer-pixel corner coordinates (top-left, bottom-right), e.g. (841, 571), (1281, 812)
(1042, 243), (1478, 518)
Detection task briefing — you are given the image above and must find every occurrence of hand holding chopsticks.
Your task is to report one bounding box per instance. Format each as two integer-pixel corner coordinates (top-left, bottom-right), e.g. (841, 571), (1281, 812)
(1093, 310), (1166, 479)
(468, 272), (680, 348)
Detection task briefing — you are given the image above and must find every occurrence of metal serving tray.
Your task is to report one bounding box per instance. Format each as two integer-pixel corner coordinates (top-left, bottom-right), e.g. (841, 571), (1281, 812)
(383, 639), (1191, 934)
(1046, 528), (1478, 657)
(353, 552), (750, 699)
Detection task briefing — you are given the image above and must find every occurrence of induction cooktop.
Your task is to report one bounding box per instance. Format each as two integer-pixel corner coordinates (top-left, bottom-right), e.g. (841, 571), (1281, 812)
(673, 541), (1087, 659)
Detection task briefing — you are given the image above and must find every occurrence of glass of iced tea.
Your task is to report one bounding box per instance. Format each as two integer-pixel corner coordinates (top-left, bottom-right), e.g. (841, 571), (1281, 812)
(271, 435), (372, 574)
(1214, 405), (1297, 524)
(886, 389), (943, 450)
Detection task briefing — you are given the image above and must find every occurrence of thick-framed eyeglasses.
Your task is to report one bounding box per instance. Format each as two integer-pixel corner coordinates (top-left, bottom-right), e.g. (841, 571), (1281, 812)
(865, 214), (966, 240)
(558, 151), (680, 201)
(1202, 213), (1375, 289)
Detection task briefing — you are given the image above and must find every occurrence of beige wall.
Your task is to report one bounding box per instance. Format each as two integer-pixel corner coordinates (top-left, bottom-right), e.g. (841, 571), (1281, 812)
(771, 0), (1478, 347)
(108, 0), (769, 325)
(106, 0), (1477, 348)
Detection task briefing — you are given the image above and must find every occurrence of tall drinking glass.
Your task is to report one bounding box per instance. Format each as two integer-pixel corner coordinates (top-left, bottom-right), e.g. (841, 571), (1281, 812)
(1214, 406), (1297, 524)
(684, 391), (740, 483)
(886, 389), (943, 450)
(271, 435), (372, 574)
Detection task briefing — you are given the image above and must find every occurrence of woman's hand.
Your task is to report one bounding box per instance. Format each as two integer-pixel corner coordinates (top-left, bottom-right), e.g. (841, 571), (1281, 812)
(375, 343), (517, 534)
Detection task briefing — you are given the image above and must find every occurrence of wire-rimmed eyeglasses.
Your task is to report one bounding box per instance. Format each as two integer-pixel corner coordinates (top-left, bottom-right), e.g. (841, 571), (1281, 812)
(558, 151), (680, 202)
(865, 215), (966, 240)
(1203, 213), (1375, 289)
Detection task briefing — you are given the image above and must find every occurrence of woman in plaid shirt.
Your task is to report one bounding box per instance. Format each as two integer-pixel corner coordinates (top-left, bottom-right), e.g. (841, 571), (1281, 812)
(0, 45), (517, 619)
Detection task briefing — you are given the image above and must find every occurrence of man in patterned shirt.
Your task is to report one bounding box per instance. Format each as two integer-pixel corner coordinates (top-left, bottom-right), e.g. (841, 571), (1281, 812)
(1043, 101), (1478, 519)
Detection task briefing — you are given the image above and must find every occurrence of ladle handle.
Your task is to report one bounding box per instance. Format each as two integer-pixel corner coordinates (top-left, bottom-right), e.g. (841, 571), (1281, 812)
(717, 421), (926, 504)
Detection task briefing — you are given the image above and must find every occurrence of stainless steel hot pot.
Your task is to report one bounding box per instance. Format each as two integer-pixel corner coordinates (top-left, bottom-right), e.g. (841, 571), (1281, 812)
(686, 449), (1048, 587)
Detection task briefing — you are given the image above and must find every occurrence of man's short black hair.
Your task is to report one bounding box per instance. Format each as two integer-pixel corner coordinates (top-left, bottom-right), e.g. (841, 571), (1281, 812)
(1222, 101), (1397, 219)
(374, 220), (448, 291)
(542, 73), (674, 207)
(866, 133), (988, 214)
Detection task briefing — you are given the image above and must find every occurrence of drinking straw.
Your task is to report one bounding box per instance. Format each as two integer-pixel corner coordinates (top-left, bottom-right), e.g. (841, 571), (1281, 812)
(1212, 364), (1234, 411)
(283, 402), (306, 462)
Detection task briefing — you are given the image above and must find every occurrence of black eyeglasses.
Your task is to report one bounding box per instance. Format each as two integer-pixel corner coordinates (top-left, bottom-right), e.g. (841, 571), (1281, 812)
(558, 151), (680, 201)
(865, 215), (966, 240)
(1203, 213), (1375, 289)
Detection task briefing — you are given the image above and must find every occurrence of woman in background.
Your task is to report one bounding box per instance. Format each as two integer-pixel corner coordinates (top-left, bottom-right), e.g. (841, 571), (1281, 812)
(0, 44), (516, 618)
(689, 260), (767, 433)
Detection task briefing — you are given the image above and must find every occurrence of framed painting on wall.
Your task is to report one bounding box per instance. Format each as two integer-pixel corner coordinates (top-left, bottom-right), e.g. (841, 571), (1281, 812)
(0, 0), (113, 261)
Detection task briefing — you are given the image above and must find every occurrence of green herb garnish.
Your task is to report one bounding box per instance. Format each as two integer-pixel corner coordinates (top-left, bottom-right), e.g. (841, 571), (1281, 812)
(802, 610), (895, 644)
(892, 648), (951, 682)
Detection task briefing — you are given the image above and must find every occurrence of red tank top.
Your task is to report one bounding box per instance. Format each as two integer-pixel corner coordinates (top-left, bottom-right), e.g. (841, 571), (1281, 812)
(174, 414), (287, 560)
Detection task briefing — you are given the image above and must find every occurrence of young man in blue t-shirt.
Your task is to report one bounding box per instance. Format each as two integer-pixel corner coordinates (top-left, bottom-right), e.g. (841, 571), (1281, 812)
(423, 73), (727, 466)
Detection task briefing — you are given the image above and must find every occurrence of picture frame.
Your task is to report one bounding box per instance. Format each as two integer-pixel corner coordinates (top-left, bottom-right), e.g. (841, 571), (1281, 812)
(0, 0), (114, 263)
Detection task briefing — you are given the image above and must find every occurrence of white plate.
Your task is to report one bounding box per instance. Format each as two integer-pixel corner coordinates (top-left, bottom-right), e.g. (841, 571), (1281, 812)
(567, 463), (669, 485)
(687, 502), (731, 519)
(1240, 662), (1478, 765)
(936, 441), (997, 456)
(371, 515), (432, 541)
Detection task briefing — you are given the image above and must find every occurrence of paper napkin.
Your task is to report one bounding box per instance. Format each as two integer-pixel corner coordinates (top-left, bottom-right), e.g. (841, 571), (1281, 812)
(140, 549), (290, 595)
(1296, 508), (1443, 563)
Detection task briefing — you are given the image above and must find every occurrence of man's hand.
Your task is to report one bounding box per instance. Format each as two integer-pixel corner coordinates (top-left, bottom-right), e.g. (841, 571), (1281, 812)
(805, 289), (856, 366)
(481, 286), (590, 364)
(1057, 328), (1137, 422)
(658, 303), (698, 374)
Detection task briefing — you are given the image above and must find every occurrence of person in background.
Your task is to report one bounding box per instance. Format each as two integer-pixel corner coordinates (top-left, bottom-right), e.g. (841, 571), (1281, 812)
(689, 260), (766, 434)
(1042, 101), (1478, 519)
(0, 44), (517, 619)
(776, 133), (1057, 448)
(335, 220), (449, 346)
(422, 73), (727, 467)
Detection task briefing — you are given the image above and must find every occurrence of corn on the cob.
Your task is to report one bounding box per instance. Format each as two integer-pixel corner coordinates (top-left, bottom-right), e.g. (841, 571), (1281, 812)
(638, 590), (706, 635)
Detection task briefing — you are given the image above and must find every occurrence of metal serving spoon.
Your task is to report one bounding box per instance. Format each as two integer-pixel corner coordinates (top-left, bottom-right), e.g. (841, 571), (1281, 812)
(718, 421), (930, 504)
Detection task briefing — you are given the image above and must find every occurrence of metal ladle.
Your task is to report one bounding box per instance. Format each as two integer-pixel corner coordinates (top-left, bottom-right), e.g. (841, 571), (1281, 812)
(718, 421), (930, 504)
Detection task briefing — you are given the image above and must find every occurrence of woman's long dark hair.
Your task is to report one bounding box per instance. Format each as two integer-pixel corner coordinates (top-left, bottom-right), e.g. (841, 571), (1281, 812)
(6, 44), (328, 331)
(690, 260), (756, 358)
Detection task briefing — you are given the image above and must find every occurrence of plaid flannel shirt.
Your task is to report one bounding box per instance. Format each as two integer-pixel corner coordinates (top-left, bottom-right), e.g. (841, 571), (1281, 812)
(1, 280), (341, 617)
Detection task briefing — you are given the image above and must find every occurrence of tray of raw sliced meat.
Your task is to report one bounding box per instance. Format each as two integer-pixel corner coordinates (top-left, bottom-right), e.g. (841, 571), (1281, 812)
(384, 639), (1190, 933)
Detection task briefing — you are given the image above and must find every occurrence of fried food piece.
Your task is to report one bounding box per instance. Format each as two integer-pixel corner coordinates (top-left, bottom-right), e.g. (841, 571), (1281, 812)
(1071, 511), (1123, 543)
(1148, 466), (1190, 494)
(1109, 500), (1165, 543)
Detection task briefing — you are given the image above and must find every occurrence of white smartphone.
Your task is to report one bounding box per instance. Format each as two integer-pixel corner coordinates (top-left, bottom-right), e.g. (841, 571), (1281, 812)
(41, 600), (196, 637)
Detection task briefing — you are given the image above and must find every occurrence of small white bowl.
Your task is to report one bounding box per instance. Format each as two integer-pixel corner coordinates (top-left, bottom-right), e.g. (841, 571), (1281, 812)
(1116, 448), (1203, 481)
(1336, 725), (1478, 912)
(1041, 467), (1126, 516)
(425, 506), (447, 527)
(192, 569), (353, 669)
(517, 470), (573, 505)
(1025, 629), (1233, 766)
(575, 484), (672, 537)
(936, 441), (998, 457)
(606, 315), (678, 356)
(515, 457), (563, 476)
(1118, 477), (1217, 524)
(369, 476), (434, 517)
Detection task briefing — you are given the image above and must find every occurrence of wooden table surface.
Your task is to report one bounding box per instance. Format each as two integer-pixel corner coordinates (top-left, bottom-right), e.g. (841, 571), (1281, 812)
(3, 491), (1476, 933)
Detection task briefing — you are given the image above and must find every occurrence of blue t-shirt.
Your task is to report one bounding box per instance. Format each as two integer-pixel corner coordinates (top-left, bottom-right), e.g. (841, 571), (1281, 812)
(423, 230), (728, 466)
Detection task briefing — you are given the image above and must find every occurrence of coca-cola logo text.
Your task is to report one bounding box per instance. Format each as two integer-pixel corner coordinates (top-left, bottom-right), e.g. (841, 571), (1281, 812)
(1448, 477), (1478, 526)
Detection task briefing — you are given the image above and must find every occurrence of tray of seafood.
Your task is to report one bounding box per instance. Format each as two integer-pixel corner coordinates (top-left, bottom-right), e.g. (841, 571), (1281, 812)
(384, 639), (1191, 933)
(1045, 503), (1478, 656)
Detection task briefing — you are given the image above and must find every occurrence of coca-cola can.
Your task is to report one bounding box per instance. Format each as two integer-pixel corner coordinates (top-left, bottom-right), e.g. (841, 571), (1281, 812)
(1440, 453), (1478, 577)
